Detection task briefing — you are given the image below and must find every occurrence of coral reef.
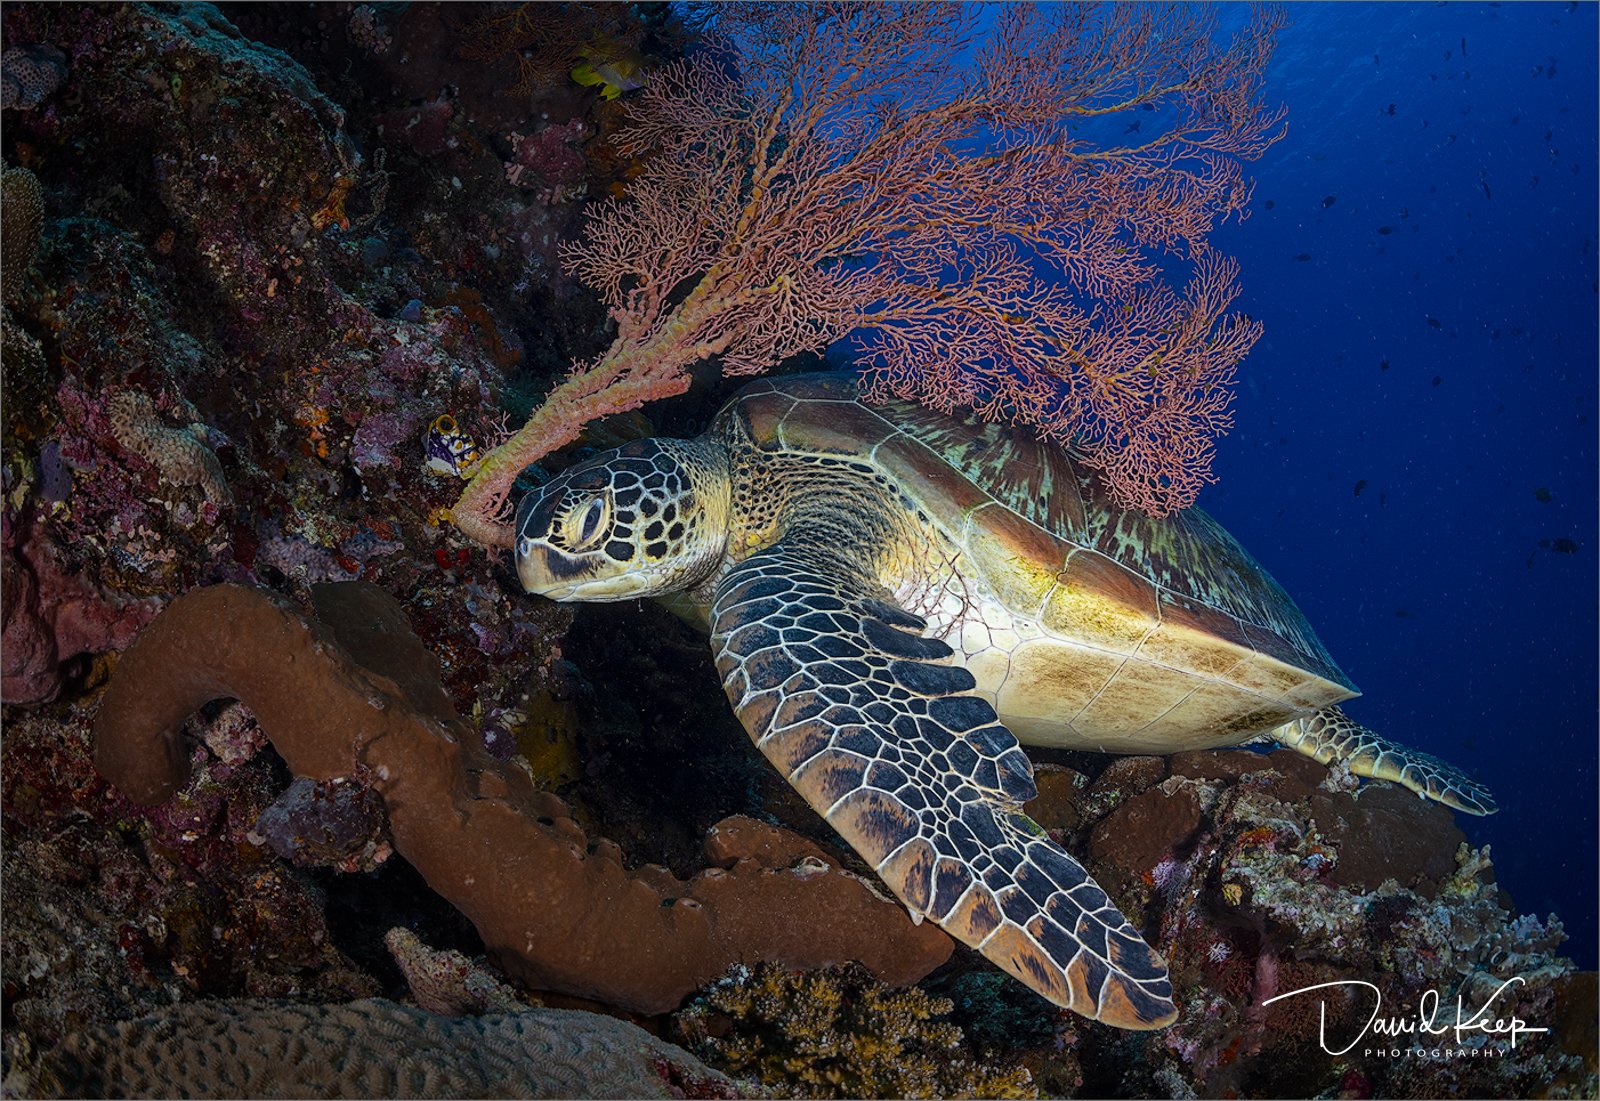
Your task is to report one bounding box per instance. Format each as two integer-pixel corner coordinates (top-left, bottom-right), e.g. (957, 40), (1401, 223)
(676, 962), (1035, 1100)
(1, 511), (162, 705)
(92, 581), (952, 1014)
(250, 776), (391, 874)
(1020, 748), (1591, 1098)
(1, 701), (378, 1054)
(451, 6), (1287, 544)
(0, 4), (1591, 1098)
(16, 997), (738, 1100)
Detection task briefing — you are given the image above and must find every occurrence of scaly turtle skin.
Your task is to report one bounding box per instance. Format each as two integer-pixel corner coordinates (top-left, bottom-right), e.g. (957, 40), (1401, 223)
(513, 374), (1496, 1030)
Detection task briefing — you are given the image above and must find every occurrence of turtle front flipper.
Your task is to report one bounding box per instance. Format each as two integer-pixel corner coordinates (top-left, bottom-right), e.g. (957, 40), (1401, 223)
(710, 538), (1177, 1030)
(1275, 705), (1497, 815)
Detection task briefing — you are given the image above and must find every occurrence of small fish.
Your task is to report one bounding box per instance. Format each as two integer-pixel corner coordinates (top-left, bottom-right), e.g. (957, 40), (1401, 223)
(1264, 199), (1275, 210)
(1379, 358), (1391, 371)
(1432, 375), (1442, 387)
(571, 41), (649, 101)
(424, 413), (483, 478)
(1377, 225), (1394, 235)
(1124, 120), (1141, 134)
(1461, 37), (1468, 57)
(1427, 316), (1442, 329)
(1321, 195), (1337, 208)
(1394, 609), (1412, 619)
(1534, 486), (1553, 503)
(1353, 479), (1368, 497)
(1293, 253), (1312, 262)
(1539, 537), (1578, 554)
(1386, 102), (1397, 116)
(1478, 170), (1492, 199)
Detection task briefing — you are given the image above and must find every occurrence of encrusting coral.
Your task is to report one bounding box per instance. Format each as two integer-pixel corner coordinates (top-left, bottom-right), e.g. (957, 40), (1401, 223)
(107, 390), (232, 506)
(91, 580), (952, 1014)
(18, 997), (739, 1100)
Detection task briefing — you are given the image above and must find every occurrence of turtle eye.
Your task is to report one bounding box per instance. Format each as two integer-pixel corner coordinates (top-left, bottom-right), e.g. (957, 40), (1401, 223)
(570, 495), (609, 550)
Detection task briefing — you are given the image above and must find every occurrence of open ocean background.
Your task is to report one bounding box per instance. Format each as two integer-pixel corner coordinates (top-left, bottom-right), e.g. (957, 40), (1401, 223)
(1200, 2), (1597, 968)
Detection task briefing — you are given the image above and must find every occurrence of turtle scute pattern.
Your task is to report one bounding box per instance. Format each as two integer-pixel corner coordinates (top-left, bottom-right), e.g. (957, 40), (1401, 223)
(711, 536), (1178, 1030)
(1277, 705), (1499, 816)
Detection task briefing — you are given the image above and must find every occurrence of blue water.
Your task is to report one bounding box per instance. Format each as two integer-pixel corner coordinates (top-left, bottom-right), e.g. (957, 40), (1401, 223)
(1200, 3), (1596, 967)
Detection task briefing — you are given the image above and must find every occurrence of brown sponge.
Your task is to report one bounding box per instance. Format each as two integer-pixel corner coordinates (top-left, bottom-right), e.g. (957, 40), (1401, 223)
(92, 582), (952, 1013)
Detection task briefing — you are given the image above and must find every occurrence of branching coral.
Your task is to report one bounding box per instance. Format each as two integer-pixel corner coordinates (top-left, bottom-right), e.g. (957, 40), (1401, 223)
(91, 581), (952, 1014)
(677, 962), (1036, 1100)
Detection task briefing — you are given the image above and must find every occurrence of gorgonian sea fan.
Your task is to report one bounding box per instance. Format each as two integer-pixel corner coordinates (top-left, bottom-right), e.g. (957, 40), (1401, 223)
(453, 3), (1286, 545)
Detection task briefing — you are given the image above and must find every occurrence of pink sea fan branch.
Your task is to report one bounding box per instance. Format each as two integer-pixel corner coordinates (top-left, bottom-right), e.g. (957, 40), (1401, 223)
(452, 2), (1286, 546)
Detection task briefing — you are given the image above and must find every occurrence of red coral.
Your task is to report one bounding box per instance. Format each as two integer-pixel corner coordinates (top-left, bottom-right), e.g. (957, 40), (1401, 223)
(453, 5), (1285, 543)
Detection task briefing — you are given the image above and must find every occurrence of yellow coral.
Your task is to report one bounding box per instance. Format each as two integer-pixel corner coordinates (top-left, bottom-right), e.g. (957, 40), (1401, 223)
(678, 963), (1036, 1100)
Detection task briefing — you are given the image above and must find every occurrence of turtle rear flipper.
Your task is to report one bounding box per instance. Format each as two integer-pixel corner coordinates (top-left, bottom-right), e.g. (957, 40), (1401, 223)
(711, 537), (1177, 1030)
(1276, 705), (1497, 815)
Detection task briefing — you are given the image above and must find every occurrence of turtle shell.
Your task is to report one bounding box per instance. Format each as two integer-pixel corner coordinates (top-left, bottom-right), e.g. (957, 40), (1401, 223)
(719, 374), (1356, 751)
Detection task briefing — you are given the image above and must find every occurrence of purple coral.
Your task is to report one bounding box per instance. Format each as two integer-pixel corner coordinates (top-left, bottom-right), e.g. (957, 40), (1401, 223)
(503, 121), (588, 198)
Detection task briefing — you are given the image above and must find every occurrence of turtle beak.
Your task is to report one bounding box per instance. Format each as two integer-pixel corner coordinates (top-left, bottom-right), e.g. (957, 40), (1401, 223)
(514, 488), (578, 596)
(515, 538), (573, 598)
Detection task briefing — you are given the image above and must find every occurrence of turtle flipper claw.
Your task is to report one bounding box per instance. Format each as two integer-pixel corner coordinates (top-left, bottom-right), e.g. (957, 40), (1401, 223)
(1278, 706), (1498, 815)
(711, 537), (1177, 1029)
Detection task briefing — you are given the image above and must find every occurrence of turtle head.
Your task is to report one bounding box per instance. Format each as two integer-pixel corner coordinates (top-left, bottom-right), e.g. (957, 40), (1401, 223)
(514, 437), (730, 601)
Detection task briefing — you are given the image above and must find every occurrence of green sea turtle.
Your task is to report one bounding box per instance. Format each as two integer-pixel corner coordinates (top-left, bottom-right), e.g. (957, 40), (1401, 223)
(512, 373), (1495, 1030)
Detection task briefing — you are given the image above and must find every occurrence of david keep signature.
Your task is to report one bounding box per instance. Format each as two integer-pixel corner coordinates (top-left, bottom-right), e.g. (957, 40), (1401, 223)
(1261, 977), (1549, 1056)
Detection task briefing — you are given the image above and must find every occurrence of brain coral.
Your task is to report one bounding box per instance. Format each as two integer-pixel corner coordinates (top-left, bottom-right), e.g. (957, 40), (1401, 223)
(26, 997), (738, 1099)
